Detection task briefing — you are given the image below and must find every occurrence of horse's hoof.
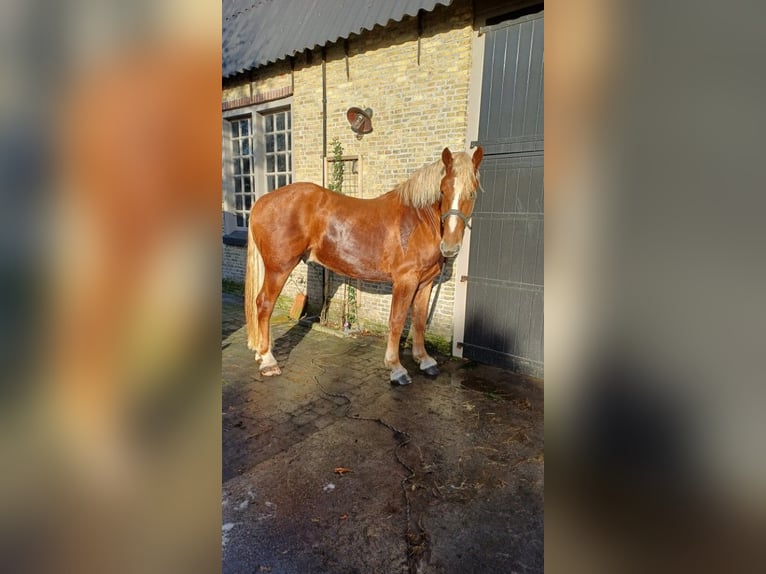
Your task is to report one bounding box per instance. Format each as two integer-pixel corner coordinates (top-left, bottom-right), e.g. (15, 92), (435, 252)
(260, 365), (281, 377)
(390, 373), (412, 386)
(422, 365), (440, 377)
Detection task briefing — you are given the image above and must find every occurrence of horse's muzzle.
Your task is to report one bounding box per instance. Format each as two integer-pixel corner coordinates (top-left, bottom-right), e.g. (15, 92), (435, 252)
(440, 241), (460, 258)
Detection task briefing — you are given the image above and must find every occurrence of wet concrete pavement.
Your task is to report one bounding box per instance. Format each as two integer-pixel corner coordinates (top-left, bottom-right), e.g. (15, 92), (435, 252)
(222, 293), (544, 573)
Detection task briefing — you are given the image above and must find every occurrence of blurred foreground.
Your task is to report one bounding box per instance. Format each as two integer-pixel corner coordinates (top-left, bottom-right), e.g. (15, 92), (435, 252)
(547, 0), (766, 571)
(0, 1), (221, 572)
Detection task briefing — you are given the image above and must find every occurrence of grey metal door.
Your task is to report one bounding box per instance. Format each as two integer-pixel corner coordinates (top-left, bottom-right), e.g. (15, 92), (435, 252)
(462, 10), (544, 376)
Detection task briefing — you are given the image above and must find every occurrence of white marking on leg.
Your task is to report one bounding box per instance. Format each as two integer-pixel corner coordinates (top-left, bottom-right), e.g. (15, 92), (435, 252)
(418, 356), (437, 371)
(389, 364), (409, 381)
(259, 350), (281, 376)
(260, 350), (277, 369)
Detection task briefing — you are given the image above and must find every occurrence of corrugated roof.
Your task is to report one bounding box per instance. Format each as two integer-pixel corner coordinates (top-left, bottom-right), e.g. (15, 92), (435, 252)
(223, 0), (454, 78)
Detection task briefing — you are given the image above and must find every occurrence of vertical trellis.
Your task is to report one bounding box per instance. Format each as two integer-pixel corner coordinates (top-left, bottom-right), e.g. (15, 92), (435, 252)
(323, 140), (364, 329)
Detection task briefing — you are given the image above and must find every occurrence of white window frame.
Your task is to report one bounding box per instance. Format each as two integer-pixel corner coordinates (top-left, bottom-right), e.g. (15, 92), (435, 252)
(222, 97), (293, 235)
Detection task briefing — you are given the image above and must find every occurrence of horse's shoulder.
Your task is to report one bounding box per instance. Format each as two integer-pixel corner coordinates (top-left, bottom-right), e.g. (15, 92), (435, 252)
(397, 205), (429, 253)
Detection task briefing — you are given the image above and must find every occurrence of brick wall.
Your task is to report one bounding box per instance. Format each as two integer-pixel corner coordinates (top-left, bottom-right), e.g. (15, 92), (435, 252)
(222, 0), (474, 340)
(222, 244), (245, 282)
(222, 241), (314, 304)
(222, 59), (292, 100)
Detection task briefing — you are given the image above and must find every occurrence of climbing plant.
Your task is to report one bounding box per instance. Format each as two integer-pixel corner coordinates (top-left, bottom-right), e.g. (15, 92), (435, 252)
(326, 137), (357, 329)
(328, 137), (344, 193)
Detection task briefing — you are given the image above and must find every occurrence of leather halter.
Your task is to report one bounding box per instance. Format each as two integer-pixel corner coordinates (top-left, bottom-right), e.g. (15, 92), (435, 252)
(440, 209), (472, 230)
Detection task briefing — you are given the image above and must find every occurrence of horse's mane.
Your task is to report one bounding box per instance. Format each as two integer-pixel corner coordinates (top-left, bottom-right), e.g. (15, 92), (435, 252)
(394, 152), (478, 209)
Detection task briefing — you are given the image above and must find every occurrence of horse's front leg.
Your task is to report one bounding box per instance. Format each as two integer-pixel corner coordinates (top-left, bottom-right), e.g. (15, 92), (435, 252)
(411, 280), (439, 376)
(385, 279), (418, 386)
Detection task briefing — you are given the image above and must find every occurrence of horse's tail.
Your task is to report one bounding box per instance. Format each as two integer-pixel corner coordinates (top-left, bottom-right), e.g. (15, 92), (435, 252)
(245, 220), (264, 352)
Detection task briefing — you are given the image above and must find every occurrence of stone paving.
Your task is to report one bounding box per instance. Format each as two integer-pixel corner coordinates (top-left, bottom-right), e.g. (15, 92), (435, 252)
(222, 293), (544, 573)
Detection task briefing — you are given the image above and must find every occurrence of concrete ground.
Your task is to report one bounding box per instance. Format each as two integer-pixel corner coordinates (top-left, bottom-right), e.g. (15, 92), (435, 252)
(222, 293), (544, 573)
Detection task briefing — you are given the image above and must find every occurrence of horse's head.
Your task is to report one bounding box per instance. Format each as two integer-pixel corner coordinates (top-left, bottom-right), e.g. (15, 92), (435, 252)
(438, 146), (484, 258)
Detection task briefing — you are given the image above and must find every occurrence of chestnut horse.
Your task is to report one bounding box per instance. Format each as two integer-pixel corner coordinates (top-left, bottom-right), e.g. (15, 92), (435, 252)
(245, 146), (484, 385)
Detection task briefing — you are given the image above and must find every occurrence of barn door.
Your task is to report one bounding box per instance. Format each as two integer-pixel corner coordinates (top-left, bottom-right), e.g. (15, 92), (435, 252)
(461, 9), (544, 376)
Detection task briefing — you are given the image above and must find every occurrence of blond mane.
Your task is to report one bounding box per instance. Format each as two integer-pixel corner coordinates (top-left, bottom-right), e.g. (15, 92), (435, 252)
(394, 152), (478, 209)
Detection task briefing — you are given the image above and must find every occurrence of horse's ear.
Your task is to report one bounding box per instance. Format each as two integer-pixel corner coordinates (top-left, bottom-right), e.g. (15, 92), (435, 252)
(441, 147), (453, 171)
(472, 146), (484, 170)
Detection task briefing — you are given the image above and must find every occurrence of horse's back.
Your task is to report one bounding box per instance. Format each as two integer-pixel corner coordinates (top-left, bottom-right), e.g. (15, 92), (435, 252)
(251, 182), (379, 227)
(251, 182), (323, 214)
(250, 183), (320, 228)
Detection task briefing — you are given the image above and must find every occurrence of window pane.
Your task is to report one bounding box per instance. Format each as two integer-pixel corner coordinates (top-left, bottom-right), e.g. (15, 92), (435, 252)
(277, 154), (286, 172)
(241, 158), (251, 174)
(266, 135), (274, 153)
(235, 194), (243, 209)
(287, 111), (291, 129)
(234, 177), (242, 192)
(267, 176), (275, 191)
(232, 140), (240, 156)
(276, 113), (285, 131)
(245, 194), (252, 209)
(276, 133), (285, 151)
(240, 120), (249, 136)
(236, 214), (244, 227)
(243, 177), (251, 193)
(265, 114), (273, 132)
(231, 121), (239, 137)
(288, 132), (291, 149)
(278, 175), (287, 187)
(241, 139), (250, 156)
(288, 154), (292, 171)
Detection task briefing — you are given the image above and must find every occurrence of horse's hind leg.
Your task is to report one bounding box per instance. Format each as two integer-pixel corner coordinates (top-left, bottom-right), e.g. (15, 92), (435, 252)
(256, 264), (296, 376)
(411, 281), (439, 376)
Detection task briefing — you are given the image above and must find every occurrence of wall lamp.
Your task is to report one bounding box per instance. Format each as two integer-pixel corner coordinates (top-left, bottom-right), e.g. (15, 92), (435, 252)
(346, 107), (373, 134)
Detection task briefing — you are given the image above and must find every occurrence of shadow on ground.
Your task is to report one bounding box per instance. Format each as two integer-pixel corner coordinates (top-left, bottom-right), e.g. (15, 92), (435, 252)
(222, 293), (543, 574)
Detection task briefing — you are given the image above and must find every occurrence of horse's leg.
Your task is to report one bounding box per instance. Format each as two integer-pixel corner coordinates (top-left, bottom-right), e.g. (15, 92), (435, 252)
(256, 265), (295, 376)
(385, 279), (418, 386)
(411, 281), (439, 377)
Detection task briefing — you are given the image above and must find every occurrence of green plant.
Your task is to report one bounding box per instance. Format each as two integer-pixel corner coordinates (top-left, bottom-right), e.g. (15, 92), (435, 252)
(345, 280), (357, 328)
(326, 138), (359, 329)
(328, 137), (344, 193)
(321, 138), (346, 325)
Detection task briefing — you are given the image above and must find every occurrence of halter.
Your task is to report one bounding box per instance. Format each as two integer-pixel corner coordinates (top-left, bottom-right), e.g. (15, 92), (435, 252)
(440, 209), (472, 230)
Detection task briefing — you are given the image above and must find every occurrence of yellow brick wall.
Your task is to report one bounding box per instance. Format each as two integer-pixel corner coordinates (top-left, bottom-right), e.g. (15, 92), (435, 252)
(292, 0), (473, 190)
(222, 59), (292, 101)
(222, 0), (474, 339)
